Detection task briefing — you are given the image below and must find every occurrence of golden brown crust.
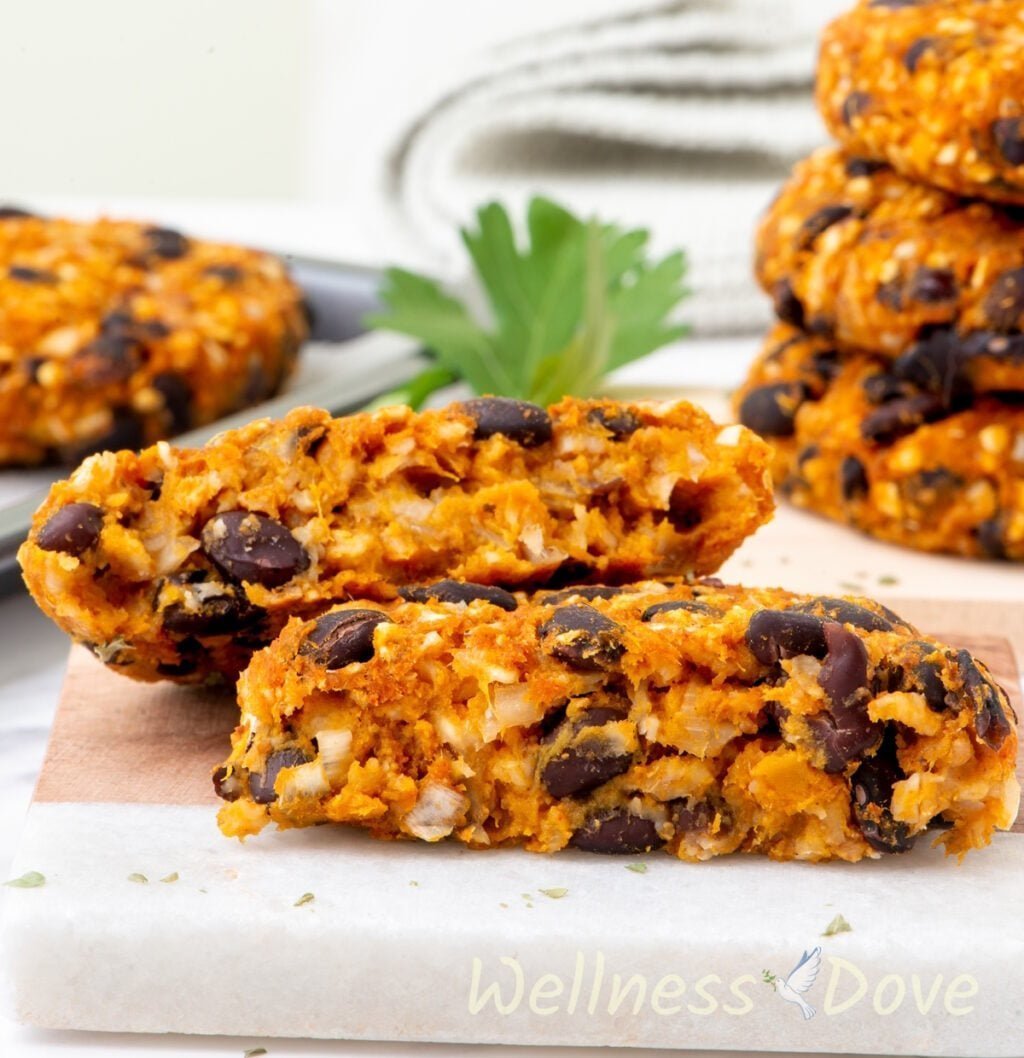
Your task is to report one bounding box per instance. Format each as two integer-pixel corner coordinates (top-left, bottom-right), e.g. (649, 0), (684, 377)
(817, 0), (1024, 205)
(18, 397), (774, 683)
(215, 583), (1019, 862)
(755, 146), (1024, 357)
(0, 211), (306, 464)
(736, 323), (1024, 560)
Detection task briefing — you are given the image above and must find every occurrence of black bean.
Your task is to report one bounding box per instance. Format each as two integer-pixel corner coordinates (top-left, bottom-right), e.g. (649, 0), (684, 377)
(738, 382), (806, 438)
(99, 310), (134, 335)
(790, 597), (897, 633)
(957, 650), (1014, 750)
(821, 625), (869, 704)
(641, 599), (719, 621)
(296, 423), (329, 459)
(983, 268), (1024, 332)
(151, 372), (193, 433)
(201, 510), (309, 588)
(399, 579), (517, 611)
(212, 765), (241, 802)
(249, 748), (311, 804)
(161, 580), (261, 637)
(845, 157), (889, 177)
(875, 279), (904, 312)
(538, 604), (626, 671)
(459, 397), (552, 447)
(588, 406), (642, 439)
(862, 372), (914, 405)
(796, 205), (854, 251)
(797, 444), (820, 468)
(907, 267), (957, 305)
(772, 279), (805, 329)
(23, 356), (46, 383)
(204, 264), (244, 283)
(764, 333), (803, 362)
(838, 456), (868, 501)
(541, 713), (633, 798)
(806, 624), (879, 773)
(36, 502), (104, 555)
(571, 811), (663, 854)
(138, 318), (171, 339)
(9, 265), (56, 284)
(992, 118), (1024, 167)
(963, 330), (1024, 364)
(911, 649), (952, 712)
(538, 701), (570, 742)
(904, 467), (965, 510)
(69, 333), (142, 385)
(540, 585), (625, 605)
(975, 516), (1008, 561)
(893, 330), (967, 404)
(810, 348), (841, 382)
(100, 311), (169, 341)
(144, 226), (189, 260)
(156, 657), (199, 677)
(851, 737), (915, 854)
(813, 309), (841, 334)
(842, 92), (871, 125)
(300, 608), (391, 670)
(575, 705), (629, 728)
(860, 394), (945, 444)
(903, 36), (936, 73)
(672, 798), (717, 833)
(745, 610), (827, 665)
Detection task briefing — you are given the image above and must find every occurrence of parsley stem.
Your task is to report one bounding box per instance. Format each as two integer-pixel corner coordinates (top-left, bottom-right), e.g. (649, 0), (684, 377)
(362, 365), (458, 412)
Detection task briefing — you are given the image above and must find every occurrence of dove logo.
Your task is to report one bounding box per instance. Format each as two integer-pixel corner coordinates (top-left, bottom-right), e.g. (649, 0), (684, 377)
(762, 947), (821, 1020)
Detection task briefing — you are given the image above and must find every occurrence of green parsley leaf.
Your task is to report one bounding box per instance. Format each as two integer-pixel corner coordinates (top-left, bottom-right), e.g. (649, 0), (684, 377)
(823, 913), (853, 937)
(4, 870), (45, 889)
(368, 197), (689, 407)
(294, 892), (315, 907)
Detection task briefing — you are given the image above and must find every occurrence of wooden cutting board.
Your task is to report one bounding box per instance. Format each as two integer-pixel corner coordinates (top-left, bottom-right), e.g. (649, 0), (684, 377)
(3, 600), (1022, 1056)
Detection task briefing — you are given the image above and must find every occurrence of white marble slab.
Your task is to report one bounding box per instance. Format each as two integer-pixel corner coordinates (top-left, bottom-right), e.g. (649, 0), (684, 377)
(3, 803), (1022, 1056)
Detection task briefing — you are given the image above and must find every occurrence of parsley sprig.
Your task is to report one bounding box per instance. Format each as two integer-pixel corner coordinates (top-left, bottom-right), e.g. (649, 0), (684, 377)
(367, 197), (689, 409)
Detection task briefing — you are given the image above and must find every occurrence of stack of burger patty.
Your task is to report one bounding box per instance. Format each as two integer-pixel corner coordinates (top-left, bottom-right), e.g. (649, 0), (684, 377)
(737, 0), (1024, 560)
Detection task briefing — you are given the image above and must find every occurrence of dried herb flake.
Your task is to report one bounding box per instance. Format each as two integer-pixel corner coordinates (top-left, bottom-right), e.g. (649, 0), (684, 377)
(823, 913), (853, 937)
(4, 870), (45, 889)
